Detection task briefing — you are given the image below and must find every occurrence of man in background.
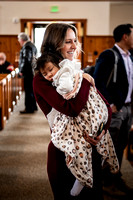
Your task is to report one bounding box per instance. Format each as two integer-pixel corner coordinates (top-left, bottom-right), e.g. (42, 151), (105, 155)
(18, 32), (38, 114)
(0, 52), (14, 73)
(93, 24), (133, 195)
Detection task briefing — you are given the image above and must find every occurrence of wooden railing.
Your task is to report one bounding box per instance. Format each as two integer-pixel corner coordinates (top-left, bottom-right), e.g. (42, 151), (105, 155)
(0, 69), (23, 130)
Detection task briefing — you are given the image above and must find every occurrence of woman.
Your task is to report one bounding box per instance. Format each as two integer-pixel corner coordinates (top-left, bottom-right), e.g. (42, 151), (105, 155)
(33, 23), (112, 200)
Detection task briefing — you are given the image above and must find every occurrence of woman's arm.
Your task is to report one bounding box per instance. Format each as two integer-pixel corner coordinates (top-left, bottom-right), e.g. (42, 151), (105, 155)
(33, 72), (91, 117)
(82, 73), (95, 87)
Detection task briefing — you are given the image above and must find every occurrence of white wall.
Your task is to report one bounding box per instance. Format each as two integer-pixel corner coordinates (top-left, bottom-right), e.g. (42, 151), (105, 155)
(110, 2), (133, 34)
(0, 1), (133, 36)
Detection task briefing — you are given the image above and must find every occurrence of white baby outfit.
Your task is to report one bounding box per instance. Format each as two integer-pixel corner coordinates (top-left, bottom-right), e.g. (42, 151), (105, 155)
(47, 59), (119, 188)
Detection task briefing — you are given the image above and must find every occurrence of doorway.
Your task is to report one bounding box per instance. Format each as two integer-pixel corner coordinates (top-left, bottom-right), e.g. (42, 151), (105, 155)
(20, 19), (87, 66)
(33, 23), (47, 57)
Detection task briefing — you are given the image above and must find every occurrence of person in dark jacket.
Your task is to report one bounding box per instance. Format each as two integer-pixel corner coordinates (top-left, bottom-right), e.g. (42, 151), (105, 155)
(0, 52), (14, 73)
(18, 32), (38, 113)
(93, 24), (133, 195)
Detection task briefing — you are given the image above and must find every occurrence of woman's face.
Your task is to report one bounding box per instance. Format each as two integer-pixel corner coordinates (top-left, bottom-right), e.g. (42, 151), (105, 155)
(61, 28), (77, 61)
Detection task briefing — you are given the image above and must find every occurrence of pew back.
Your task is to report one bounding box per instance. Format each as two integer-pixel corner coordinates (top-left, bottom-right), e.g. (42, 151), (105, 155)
(0, 69), (23, 130)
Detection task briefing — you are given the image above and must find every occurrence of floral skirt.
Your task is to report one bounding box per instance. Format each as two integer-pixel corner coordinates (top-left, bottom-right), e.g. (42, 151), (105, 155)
(51, 86), (119, 187)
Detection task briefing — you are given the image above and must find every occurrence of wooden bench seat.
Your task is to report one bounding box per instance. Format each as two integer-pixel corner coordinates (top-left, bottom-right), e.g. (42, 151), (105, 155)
(0, 77), (7, 130)
(0, 74), (12, 120)
(0, 69), (23, 130)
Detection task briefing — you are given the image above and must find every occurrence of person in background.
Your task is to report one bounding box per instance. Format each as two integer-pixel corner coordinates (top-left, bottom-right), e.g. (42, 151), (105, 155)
(18, 32), (38, 114)
(0, 52), (14, 73)
(33, 22), (109, 200)
(93, 23), (133, 195)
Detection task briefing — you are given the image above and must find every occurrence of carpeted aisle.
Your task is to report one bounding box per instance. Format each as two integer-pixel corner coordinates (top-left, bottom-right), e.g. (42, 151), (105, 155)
(0, 94), (53, 200)
(0, 94), (133, 200)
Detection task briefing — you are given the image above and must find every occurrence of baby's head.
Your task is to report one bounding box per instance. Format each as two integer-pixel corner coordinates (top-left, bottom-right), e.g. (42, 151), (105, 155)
(36, 51), (62, 81)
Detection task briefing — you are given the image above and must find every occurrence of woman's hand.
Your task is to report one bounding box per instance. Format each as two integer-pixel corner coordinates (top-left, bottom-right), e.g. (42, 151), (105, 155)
(83, 73), (95, 87)
(83, 130), (105, 146)
(95, 130), (105, 141)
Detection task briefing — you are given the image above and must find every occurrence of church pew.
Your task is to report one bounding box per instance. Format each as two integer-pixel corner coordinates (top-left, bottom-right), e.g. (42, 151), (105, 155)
(0, 77), (7, 130)
(11, 68), (23, 112)
(0, 69), (23, 130)
(0, 74), (12, 120)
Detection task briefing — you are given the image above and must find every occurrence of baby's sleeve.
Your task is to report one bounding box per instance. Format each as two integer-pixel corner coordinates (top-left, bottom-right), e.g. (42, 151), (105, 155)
(56, 71), (73, 95)
(53, 67), (74, 96)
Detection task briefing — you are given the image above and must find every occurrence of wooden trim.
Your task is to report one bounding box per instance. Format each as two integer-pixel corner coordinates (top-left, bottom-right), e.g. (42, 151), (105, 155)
(0, 35), (18, 37)
(0, 0), (120, 2)
(20, 18), (87, 66)
(20, 18), (87, 35)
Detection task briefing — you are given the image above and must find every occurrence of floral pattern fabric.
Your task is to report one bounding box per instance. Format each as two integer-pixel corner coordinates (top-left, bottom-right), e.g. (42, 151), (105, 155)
(51, 86), (119, 188)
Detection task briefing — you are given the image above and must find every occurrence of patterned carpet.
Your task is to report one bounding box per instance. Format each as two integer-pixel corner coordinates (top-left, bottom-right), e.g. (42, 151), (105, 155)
(0, 94), (133, 200)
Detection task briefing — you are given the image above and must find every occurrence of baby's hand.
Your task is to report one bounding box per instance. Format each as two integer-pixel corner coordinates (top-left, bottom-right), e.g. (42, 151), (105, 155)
(83, 73), (95, 87)
(63, 92), (74, 100)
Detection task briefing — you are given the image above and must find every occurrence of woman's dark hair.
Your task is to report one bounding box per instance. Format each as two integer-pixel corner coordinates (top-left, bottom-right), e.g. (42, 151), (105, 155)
(113, 23), (133, 42)
(41, 22), (79, 56)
